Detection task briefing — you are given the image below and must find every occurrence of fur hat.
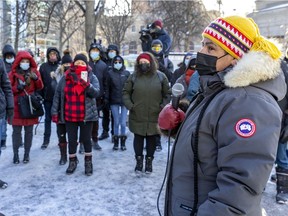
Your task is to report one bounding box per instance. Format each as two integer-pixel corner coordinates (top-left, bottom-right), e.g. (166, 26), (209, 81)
(202, 16), (281, 60)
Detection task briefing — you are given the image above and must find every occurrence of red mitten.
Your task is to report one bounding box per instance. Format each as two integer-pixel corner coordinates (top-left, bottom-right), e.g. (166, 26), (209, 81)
(158, 104), (185, 130)
(52, 115), (59, 124)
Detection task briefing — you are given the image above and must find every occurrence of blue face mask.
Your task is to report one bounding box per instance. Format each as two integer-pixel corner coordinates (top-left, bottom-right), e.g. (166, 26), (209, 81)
(90, 52), (99, 60)
(6, 57), (14, 64)
(20, 62), (30, 71)
(184, 59), (190, 67)
(108, 52), (116, 59)
(114, 63), (122, 70)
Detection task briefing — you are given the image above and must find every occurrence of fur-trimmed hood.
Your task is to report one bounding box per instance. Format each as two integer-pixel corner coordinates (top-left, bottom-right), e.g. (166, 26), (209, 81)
(223, 51), (286, 101)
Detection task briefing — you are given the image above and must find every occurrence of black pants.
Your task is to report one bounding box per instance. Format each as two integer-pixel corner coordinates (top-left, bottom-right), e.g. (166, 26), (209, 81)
(91, 120), (99, 142)
(66, 121), (93, 155)
(57, 123), (67, 143)
(43, 101), (52, 142)
(102, 106), (114, 135)
(133, 134), (156, 157)
(12, 125), (33, 154)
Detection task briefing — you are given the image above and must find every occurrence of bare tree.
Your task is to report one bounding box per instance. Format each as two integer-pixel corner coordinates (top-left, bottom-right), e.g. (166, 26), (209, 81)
(149, 0), (214, 51)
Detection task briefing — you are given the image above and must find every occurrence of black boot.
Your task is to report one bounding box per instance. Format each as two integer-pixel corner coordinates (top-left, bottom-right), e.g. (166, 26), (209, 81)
(113, 136), (119, 150)
(84, 155), (93, 176)
(13, 153), (19, 164)
(145, 156), (154, 173)
(41, 139), (49, 150)
(23, 152), (30, 164)
(66, 156), (79, 174)
(0, 179), (8, 189)
(98, 131), (109, 140)
(120, 135), (127, 151)
(93, 141), (102, 151)
(1, 140), (6, 149)
(276, 166), (288, 204)
(135, 155), (143, 172)
(59, 143), (67, 165)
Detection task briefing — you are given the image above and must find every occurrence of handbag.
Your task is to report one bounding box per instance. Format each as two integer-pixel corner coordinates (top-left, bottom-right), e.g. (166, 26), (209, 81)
(18, 90), (44, 119)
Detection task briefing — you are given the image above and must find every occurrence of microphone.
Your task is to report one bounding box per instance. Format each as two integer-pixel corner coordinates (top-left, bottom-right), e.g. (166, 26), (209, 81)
(171, 83), (184, 110)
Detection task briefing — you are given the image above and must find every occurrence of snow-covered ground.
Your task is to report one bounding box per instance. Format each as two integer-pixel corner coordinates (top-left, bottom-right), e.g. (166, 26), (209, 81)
(0, 119), (288, 216)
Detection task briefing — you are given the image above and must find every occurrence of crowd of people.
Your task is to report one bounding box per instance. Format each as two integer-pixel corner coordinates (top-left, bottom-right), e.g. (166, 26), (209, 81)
(0, 15), (288, 215)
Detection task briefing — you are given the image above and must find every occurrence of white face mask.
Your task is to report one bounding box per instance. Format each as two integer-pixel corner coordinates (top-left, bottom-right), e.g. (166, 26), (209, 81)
(114, 62), (122, 70)
(90, 52), (99, 60)
(6, 57), (14, 64)
(108, 52), (116, 59)
(20, 62), (30, 71)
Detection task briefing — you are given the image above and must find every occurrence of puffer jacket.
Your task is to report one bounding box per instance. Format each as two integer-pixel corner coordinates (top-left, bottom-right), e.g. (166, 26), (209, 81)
(51, 66), (100, 123)
(9, 51), (44, 126)
(123, 53), (171, 136)
(0, 59), (14, 119)
(2, 44), (16, 73)
(165, 51), (286, 216)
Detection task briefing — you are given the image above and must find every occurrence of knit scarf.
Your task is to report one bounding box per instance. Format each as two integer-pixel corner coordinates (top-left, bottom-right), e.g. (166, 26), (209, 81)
(66, 65), (87, 96)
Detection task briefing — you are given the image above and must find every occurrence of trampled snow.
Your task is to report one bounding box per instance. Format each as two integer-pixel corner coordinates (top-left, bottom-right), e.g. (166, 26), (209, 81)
(0, 119), (287, 215)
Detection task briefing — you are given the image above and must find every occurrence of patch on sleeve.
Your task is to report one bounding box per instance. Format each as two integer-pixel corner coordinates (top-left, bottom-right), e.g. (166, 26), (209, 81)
(235, 118), (256, 138)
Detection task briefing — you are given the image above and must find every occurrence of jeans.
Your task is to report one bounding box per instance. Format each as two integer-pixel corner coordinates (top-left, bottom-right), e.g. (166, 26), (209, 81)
(1, 116), (7, 141)
(110, 105), (128, 136)
(0, 118), (4, 156)
(43, 101), (52, 142)
(276, 142), (288, 169)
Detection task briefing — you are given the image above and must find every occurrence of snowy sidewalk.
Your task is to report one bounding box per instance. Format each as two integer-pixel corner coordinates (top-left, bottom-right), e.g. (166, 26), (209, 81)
(0, 122), (287, 216)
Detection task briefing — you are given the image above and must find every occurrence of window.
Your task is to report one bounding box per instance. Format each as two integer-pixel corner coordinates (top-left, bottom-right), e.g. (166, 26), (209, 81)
(129, 41), (137, 54)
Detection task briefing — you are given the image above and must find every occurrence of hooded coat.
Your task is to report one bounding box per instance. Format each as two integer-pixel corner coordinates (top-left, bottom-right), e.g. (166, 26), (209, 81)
(9, 51), (44, 126)
(122, 53), (171, 136)
(165, 51), (286, 216)
(2, 44), (16, 73)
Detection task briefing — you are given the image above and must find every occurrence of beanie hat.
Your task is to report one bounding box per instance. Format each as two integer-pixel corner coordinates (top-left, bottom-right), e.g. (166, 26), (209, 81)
(107, 44), (119, 53)
(74, 53), (88, 65)
(202, 16), (281, 60)
(137, 53), (151, 63)
(153, 20), (163, 28)
(61, 49), (72, 64)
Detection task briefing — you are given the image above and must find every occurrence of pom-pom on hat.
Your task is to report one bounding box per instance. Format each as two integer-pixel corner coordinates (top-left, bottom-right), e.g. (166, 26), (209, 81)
(153, 20), (163, 28)
(74, 52), (88, 65)
(137, 53), (151, 63)
(202, 16), (281, 60)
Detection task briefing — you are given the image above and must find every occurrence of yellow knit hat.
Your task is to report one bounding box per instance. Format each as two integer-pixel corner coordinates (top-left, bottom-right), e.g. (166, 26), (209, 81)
(202, 16), (281, 60)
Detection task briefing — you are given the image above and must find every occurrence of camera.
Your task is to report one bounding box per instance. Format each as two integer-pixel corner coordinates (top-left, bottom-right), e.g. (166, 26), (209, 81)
(139, 23), (155, 35)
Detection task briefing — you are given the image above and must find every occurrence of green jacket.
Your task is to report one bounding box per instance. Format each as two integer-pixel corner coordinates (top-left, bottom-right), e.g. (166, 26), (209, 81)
(123, 71), (171, 136)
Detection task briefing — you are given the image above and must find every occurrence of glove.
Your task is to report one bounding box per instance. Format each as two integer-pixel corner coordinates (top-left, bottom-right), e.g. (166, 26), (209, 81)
(50, 71), (56, 78)
(30, 72), (38, 81)
(158, 104), (185, 130)
(140, 34), (152, 43)
(17, 83), (26, 91)
(52, 115), (59, 124)
(6, 108), (14, 124)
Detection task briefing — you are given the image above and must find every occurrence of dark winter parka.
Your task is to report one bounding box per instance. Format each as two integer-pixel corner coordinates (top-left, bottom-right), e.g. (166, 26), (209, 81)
(105, 55), (130, 105)
(122, 52), (171, 136)
(51, 65), (100, 123)
(0, 59), (14, 119)
(165, 51), (286, 216)
(9, 51), (44, 126)
(39, 47), (61, 101)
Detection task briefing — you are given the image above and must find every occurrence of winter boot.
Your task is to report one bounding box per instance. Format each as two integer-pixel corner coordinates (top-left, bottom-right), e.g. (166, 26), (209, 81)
(13, 153), (19, 164)
(78, 143), (84, 154)
(41, 139), (49, 150)
(276, 166), (288, 204)
(66, 156), (79, 175)
(135, 155), (143, 173)
(0, 179), (8, 189)
(59, 143), (67, 165)
(84, 155), (93, 176)
(1, 140), (6, 150)
(23, 152), (30, 164)
(112, 136), (119, 150)
(145, 156), (154, 173)
(98, 130), (109, 140)
(155, 135), (162, 152)
(120, 135), (127, 151)
(93, 141), (102, 151)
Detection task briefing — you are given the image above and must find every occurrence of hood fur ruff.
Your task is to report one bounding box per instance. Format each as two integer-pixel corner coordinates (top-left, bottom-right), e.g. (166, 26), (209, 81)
(224, 51), (281, 88)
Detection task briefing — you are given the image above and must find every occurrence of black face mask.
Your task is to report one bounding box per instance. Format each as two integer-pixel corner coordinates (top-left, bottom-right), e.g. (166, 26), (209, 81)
(139, 63), (150, 73)
(195, 52), (227, 76)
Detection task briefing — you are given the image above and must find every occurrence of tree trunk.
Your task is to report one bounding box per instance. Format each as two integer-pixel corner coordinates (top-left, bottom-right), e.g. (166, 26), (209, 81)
(85, 1), (96, 51)
(14, 1), (20, 52)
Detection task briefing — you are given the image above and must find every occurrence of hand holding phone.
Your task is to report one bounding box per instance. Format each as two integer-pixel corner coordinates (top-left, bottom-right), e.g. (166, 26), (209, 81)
(81, 71), (88, 82)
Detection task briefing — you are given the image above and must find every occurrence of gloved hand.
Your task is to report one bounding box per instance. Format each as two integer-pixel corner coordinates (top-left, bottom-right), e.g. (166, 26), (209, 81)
(50, 71), (56, 79)
(158, 62), (166, 72)
(6, 108), (14, 124)
(30, 72), (38, 81)
(158, 104), (185, 130)
(140, 34), (152, 43)
(52, 115), (59, 124)
(17, 83), (26, 91)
